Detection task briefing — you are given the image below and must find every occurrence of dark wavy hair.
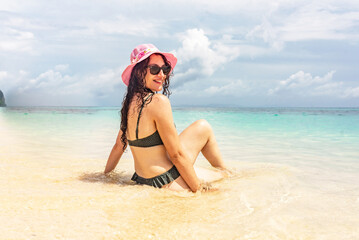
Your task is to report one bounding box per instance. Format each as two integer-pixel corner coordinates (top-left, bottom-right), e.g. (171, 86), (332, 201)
(120, 53), (172, 150)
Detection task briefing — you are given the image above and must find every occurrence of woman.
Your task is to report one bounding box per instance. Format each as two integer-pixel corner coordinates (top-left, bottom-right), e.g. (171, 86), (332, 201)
(104, 44), (228, 192)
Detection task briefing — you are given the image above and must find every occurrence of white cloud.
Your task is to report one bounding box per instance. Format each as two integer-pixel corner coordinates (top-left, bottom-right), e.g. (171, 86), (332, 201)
(62, 67), (122, 97)
(247, 2), (359, 49)
(0, 27), (35, 53)
(54, 64), (69, 72)
(0, 70), (27, 92)
(280, 4), (359, 41)
(281, 71), (334, 89)
(88, 15), (162, 36)
(247, 19), (284, 50)
(344, 87), (359, 98)
(0, 13), (44, 54)
(268, 70), (359, 98)
(169, 0), (288, 16)
(172, 28), (241, 87)
(269, 71), (335, 95)
(175, 28), (223, 75)
(18, 69), (74, 94)
(204, 79), (246, 96)
(3, 16), (51, 31)
(1, 65), (124, 105)
(0, 71), (8, 80)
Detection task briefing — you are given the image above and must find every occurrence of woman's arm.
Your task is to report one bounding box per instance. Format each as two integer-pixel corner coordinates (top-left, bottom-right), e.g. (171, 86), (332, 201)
(104, 130), (126, 174)
(151, 94), (201, 192)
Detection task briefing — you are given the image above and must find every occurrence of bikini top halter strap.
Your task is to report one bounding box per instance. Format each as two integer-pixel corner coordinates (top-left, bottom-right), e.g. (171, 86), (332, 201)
(135, 92), (154, 140)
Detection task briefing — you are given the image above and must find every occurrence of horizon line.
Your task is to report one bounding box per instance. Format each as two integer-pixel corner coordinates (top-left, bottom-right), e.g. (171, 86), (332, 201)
(2, 105), (359, 109)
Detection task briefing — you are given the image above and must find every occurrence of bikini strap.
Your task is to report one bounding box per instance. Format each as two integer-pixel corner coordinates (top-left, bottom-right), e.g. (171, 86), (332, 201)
(135, 93), (154, 139)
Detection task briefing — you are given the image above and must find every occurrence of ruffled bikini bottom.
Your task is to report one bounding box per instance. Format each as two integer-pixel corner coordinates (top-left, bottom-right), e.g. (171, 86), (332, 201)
(131, 165), (180, 188)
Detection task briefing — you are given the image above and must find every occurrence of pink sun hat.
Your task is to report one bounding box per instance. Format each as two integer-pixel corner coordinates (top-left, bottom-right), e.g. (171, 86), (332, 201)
(121, 43), (177, 86)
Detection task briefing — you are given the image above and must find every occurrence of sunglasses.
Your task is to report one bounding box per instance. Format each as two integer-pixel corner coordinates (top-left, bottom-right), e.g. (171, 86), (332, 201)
(147, 64), (171, 75)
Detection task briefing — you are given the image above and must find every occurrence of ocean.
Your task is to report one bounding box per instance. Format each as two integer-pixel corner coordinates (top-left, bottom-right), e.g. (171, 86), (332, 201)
(1, 106), (358, 239)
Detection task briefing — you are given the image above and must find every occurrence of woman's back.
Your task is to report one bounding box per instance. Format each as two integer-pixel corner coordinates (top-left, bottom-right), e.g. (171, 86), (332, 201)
(126, 93), (173, 178)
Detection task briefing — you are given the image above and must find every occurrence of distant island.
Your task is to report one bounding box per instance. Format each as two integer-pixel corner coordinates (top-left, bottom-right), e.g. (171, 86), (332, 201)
(0, 90), (6, 107)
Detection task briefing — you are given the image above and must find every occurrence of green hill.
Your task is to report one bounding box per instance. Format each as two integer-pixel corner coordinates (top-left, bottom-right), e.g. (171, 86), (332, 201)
(0, 90), (6, 107)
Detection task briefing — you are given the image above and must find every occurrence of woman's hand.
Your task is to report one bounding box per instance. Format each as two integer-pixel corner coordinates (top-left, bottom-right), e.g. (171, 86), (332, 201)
(198, 181), (218, 192)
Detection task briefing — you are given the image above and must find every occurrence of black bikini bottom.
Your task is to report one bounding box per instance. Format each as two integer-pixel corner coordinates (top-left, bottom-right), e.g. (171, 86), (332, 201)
(131, 165), (180, 188)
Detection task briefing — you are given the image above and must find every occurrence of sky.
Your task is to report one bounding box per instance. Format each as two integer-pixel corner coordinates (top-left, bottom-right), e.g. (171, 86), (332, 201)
(0, 0), (358, 107)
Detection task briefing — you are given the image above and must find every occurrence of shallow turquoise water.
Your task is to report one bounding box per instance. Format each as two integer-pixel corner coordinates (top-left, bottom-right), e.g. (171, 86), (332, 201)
(174, 107), (359, 166)
(1, 106), (358, 182)
(1, 106), (358, 166)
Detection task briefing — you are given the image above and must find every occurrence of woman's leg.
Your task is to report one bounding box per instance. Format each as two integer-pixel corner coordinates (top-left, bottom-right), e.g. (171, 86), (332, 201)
(165, 119), (227, 191)
(179, 119), (226, 169)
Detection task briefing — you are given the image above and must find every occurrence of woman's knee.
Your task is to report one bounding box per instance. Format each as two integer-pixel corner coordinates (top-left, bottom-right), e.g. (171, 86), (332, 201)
(194, 119), (212, 134)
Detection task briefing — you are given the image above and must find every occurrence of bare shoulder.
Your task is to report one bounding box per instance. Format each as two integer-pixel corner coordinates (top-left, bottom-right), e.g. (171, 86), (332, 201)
(150, 93), (171, 108)
(148, 93), (172, 116)
(152, 93), (169, 103)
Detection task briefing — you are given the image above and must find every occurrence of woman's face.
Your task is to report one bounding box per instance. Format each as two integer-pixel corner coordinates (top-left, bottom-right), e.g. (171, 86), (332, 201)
(144, 54), (167, 92)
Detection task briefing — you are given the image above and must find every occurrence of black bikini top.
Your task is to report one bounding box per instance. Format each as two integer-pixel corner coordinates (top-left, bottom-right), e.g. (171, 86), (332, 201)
(127, 93), (164, 148)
